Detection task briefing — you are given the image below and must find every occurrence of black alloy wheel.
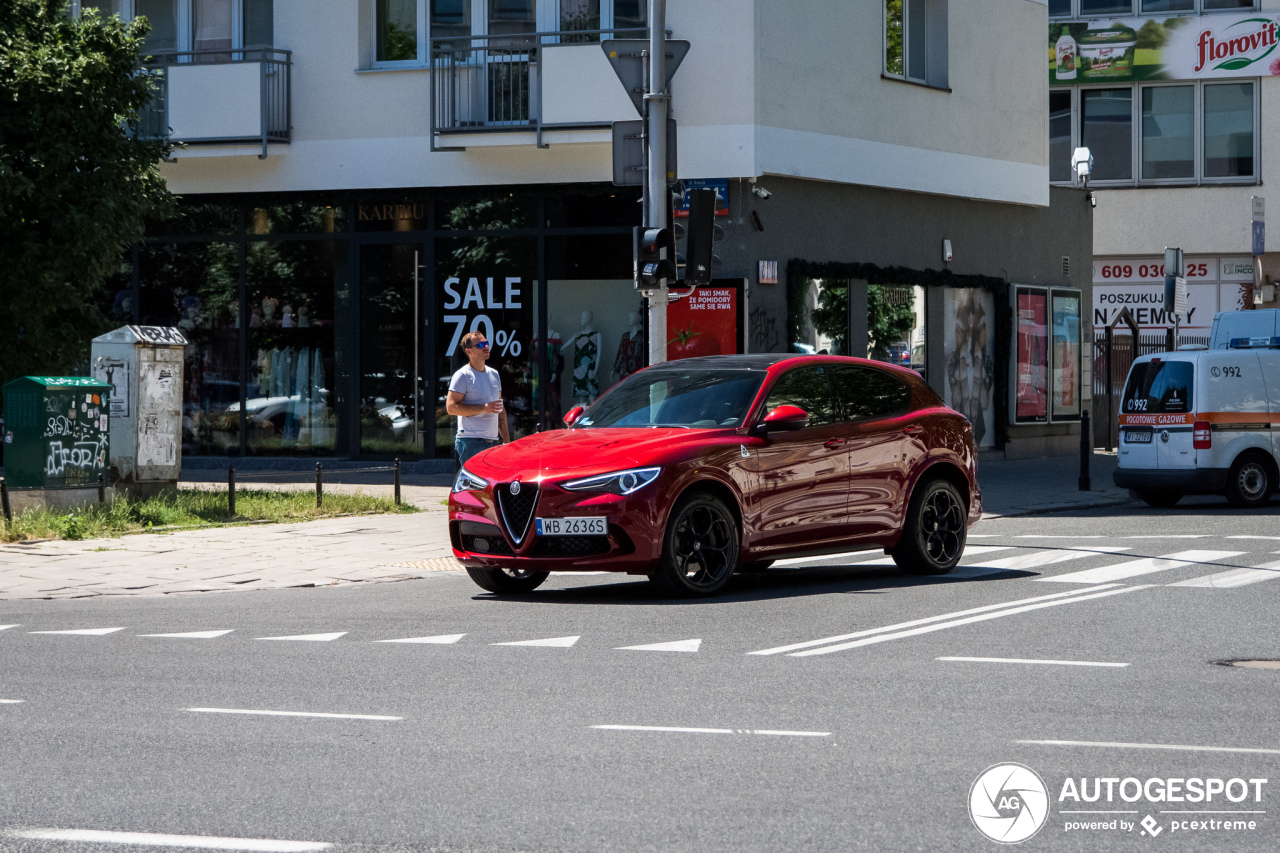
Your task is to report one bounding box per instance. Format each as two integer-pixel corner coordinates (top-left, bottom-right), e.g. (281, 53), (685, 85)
(465, 566), (550, 594)
(892, 478), (966, 575)
(1225, 453), (1274, 509)
(650, 493), (740, 597)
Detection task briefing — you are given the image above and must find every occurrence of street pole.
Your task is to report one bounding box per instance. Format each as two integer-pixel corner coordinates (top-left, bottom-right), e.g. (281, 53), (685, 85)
(646, 0), (668, 365)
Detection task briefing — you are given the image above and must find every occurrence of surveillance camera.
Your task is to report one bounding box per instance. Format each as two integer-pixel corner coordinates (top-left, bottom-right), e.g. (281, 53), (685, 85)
(752, 186), (772, 199)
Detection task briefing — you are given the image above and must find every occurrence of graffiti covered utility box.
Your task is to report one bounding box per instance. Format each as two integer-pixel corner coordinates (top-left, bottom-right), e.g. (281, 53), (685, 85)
(2, 377), (112, 489)
(90, 326), (187, 491)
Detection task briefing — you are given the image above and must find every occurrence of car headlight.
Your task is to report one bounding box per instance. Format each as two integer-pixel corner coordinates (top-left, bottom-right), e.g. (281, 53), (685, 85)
(562, 467), (661, 496)
(453, 466), (488, 493)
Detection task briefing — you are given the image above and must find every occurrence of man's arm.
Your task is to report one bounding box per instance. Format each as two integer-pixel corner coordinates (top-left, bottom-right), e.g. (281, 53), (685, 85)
(498, 410), (510, 443)
(446, 390), (501, 417)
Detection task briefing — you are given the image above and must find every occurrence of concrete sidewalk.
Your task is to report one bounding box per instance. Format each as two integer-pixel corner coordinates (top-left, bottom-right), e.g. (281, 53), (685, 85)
(0, 452), (1133, 600)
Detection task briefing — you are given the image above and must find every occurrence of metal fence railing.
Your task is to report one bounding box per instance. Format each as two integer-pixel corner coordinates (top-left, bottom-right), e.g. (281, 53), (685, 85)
(430, 27), (648, 149)
(137, 48), (291, 158)
(1091, 332), (1209, 450)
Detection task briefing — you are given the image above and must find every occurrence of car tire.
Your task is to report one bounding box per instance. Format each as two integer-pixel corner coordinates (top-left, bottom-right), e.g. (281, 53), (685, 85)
(892, 478), (967, 576)
(736, 559), (774, 574)
(649, 493), (740, 597)
(1139, 490), (1182, 508)
(1225, 453), (1274, 509)
(465, 566), (549, 594)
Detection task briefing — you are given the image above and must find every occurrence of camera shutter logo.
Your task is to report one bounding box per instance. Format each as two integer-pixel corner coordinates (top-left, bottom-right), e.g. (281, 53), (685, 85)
(969, 763), (1050, 844)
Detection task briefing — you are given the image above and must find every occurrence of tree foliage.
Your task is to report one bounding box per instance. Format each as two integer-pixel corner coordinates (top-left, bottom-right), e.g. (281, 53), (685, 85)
(0, 0), (174, 386)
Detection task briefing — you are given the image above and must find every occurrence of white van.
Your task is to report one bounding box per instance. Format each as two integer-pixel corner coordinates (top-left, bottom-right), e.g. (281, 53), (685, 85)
(1114, 340), (1280, 508)
(1208, 308), (1280, 349)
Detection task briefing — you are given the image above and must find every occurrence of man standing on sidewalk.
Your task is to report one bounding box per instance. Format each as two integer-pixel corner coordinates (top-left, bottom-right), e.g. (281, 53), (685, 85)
(446, 331), (509, 465)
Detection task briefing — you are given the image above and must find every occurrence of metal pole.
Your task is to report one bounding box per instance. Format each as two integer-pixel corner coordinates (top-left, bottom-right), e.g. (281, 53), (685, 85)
(414, 250), (421, 450)
(315, 462), (323, 509)
(1, 478), (10, 524)
(228, 466), (236, 517)
(645, 0), (669, 366)
(394, 458), (402, 505)
(98, 473), (105, 504)
(1105, 325), (1114, 452)
(1078, 410), (1092, 491)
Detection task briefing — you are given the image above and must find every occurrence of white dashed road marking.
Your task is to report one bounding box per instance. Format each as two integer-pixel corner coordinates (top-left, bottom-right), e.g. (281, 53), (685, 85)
(1018, 739), (1280, 756)
(937, 656), (1129, 668)
(592, 725), (830, 737)
(492, 635), (580, 648)
(1038, 550), (1244, 584)
(616, 639), (701, 652)
(1167, 560), (1280, 588)
(254, 632), (347, 642)
(29, 628), (126, 636)
(188, 708), (402, 722)
(7, 827), (332, 851)
(138, 630), (235, 639)
(374, 634), (466, 644)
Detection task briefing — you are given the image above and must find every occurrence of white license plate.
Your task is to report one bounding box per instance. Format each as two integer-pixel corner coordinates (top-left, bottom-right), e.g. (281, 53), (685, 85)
(1125, 430), (1152, 443)
(535, 517), (607, 536)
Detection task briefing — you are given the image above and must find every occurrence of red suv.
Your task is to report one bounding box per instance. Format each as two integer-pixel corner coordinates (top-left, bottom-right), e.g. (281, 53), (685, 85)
(449, 355), (981, 597)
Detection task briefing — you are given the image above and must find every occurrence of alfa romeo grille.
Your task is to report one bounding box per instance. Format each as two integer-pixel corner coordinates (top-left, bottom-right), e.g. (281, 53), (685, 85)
(496, 482), (539, 544)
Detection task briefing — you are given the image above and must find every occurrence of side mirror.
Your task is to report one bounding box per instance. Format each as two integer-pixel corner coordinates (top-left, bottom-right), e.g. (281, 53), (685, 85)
(755, 404), (809, 433)
(563, 405), (585, 427)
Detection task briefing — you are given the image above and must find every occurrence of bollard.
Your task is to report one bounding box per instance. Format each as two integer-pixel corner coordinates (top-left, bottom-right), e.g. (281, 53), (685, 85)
(316, 462), (323, 508)
(394, 458), (401, 505)
(98, 473), (105, 504)
(0, 478), (10, 524)
(228, 466), (236, 517)
(1079, 410), (1092, 491)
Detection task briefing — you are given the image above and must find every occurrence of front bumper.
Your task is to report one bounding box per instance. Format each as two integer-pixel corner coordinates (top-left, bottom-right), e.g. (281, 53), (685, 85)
(448, 481), (662, 573)
(1112, 467), (1228, 494)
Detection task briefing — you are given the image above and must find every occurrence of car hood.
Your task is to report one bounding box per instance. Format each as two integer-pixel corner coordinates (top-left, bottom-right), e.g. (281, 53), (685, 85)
(473, 428), (721, 475)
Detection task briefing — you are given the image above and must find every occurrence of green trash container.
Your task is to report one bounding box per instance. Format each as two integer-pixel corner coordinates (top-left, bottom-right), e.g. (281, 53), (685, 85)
(2, 377), (112, 489)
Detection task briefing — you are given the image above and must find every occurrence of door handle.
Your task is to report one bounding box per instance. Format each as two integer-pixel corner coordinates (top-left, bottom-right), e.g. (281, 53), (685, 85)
(903, 425), (924, 436)
(824, 438), (846, 449)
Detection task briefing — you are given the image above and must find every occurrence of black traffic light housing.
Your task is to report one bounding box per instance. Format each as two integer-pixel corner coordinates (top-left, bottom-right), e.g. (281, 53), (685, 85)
(634, 226), (676, 290)
(683, 188), (722, 284)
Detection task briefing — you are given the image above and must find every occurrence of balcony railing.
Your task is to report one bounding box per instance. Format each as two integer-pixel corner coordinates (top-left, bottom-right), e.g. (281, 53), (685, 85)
(430, 28), (649, 150)
(138, 49), (291, 158)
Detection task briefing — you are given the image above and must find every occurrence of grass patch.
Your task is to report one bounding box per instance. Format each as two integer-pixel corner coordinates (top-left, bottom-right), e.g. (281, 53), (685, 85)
(1, 488), (417, 543)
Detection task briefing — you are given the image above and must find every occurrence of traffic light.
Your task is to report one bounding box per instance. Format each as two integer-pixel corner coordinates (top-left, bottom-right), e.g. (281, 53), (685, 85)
(683, 188), (722, 284)
(633, 226), (676, 290)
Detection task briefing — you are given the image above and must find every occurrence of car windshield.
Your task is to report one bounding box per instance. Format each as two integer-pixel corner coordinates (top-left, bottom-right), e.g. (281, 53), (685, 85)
(1122, 361), (1193, 415)
(577, 369), (765, 429)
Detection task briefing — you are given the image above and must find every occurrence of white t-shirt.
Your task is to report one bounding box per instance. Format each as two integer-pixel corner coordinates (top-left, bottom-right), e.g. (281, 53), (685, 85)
(449, 364), (502, 439)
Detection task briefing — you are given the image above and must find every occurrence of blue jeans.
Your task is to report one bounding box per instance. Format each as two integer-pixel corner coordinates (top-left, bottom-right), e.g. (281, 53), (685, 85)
(456, 436), (498, 466)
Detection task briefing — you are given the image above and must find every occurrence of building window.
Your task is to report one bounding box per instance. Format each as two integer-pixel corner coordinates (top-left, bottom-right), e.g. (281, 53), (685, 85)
(1080, 0), (1130, 14)
(1141, 0), (1193, 11)
(136, 0), (179, 57)
(1204, 81), (1254, 178)
(1049, 0), (1071, 16)
(1051, 81), (1257, 186)
(1052, 1), (1255, 13)
(613, 0), (645, 29)
(430, 0), (470, 41)
(1082, 88), (1133, 181)
(1141, 85), (1193, 180)
(884, 0), (947, 88)
(193, 0), (232, 54)
(377, 0), (419, 62)
(128, 0), (273, 59)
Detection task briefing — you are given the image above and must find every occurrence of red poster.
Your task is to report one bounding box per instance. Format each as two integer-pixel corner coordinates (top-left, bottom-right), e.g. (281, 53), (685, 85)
(666, 288), (738, 361)
(1016, 290), (1048, 421)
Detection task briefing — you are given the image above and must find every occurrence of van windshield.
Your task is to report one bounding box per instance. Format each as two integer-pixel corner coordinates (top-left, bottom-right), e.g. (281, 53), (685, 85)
(1122, 361), (1193, 415)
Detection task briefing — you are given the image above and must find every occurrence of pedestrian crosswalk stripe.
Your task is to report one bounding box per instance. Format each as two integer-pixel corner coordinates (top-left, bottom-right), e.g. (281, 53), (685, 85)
(492, 635), (580, 648)
(773, 550), (887, 568)
(255, 632), (347, 642)
(1167, 560), (1280, 588)
(138, 630), (234, 639)
(616, 639), (701, 652)
(374, 634), (466, 644)
(1037, 550), (1245, 585)
(29, 627), (126, 636)
(7, 828), (332, 852)
(0, 625), (18, 632)
(969, 547), (1131, 572)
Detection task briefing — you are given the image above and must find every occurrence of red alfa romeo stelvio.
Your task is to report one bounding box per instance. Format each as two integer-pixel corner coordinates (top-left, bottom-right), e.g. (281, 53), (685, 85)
(449, 354), (981, 597)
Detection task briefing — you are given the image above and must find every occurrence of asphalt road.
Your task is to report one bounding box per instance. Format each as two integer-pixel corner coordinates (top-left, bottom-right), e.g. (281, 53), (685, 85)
(2, 497), (1279, 852)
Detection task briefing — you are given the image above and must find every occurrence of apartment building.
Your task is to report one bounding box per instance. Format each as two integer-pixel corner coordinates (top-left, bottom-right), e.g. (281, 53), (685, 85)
(82, 0), (1090, 464)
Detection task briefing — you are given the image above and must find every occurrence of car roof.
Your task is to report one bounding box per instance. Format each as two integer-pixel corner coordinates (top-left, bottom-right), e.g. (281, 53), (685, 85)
(644, 354), (921, 378)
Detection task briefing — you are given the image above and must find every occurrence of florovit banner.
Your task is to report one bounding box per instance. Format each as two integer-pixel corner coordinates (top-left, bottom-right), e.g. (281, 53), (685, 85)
(1050, 13), (1280, 85)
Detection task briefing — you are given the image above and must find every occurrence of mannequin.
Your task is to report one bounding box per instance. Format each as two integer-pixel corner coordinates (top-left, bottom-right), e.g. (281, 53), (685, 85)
(544, 326), (564, 416)
(281, 304), (295, 328)
(611, 311), (645, 386)
(297, 305), (311, 328)
(571, 310), (601, 405)
(261, 297), (278, 327)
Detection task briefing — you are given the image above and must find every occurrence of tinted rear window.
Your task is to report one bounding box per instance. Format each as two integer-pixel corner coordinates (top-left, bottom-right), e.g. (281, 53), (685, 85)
(1122, 361), (1193, 415)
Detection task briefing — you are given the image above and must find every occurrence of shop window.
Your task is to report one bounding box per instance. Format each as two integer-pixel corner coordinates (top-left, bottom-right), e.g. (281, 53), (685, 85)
(248, 203), (346, 235)
(247, 240), (340, 456)
(868, 284), (926, 379)
(884, 0), (947, 88)
(1015, 288), (1049, 424)
(1049, 90), (1073, 183)
(1049, 0), (1071, 15)
(435, 192), (535, 231)
(1204, 82), (1254, 179)
(1051, 291), (1082, 421)
(362, 243), (428, 456)
(377, 0), (419, 62)
(1082, 88), (1133, 182)
(944, 288), (996, 447)
(1203, 0), (1253, 9)
(1080, 0), (1130, 13)
(1141, 1), (1193, 11)
(1142, 85), (1194, 180)
(764, 367), (839, 427)
(138, 243), (242, 456)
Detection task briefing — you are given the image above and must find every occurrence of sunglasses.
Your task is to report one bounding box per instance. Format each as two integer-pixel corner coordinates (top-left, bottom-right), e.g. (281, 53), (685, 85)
(469, 341), (490, 350)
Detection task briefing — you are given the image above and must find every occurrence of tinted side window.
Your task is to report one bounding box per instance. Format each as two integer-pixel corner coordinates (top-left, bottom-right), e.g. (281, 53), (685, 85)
(1122, 361), (1193, 415)
(764, 366), (838, 427)
(832, 366), (912, 421)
